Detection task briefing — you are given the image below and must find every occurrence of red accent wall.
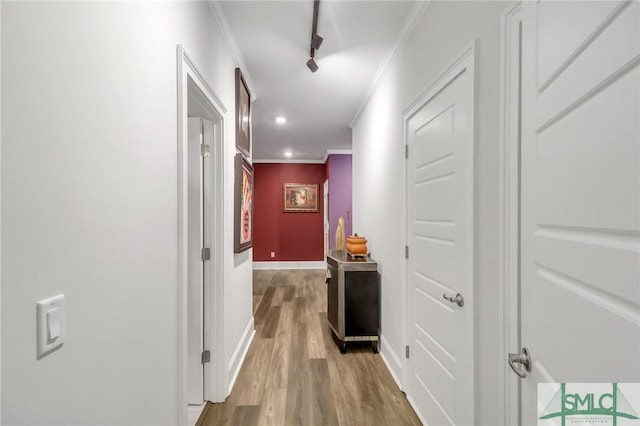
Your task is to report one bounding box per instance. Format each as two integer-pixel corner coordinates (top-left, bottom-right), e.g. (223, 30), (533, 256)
(253, 163), (326, 261)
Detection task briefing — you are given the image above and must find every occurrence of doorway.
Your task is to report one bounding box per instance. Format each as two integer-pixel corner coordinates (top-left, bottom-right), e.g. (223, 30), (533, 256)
(186, 117), (215, 404)
(404, 44), (476, 425)
(177, 46), (227, 424)
(323, 179), (329, 255)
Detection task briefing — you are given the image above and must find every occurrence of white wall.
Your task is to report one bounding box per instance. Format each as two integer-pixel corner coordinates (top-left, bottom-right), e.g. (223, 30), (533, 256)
(351, 2), (509, 424)
(1, 2), (253, 424)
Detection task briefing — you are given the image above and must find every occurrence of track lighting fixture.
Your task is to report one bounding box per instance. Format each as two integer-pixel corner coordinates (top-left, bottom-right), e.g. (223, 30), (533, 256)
(306, 57), (319, 73)
(307, 0), (322, 73)
(311, 33), (324, 50)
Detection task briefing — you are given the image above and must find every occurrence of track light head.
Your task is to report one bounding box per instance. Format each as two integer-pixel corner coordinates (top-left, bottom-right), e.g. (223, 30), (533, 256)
(311, 33), (324, 50)
(306, 57), (319, 73)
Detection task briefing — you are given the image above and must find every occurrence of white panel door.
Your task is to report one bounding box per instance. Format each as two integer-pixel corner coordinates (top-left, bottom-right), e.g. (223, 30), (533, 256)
(520, 1), (640, 423)
(187, 117), (204, 404)
(406, 48), (475, 425)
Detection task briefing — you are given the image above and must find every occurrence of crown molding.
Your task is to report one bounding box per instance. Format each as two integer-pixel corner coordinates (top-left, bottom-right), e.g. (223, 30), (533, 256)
(321, 149), (353, 163)
(253, 149), (352, 165)
(326, 149), (352, 155)
(208, 1), (257, 101)
(349, 0), (430, 128)
(252, 158), (327, 165)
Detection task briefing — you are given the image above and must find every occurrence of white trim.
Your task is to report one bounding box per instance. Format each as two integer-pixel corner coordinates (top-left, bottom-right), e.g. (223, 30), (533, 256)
(227, 317), (255, 393)
(321, 149), (353, 163)
(207, 0), (256, 101)
(498, 3), (522, 425)
(252, 158), (327, 165)
(402, 43), (476, 117)
(253, 261), (326, 270)
(379, 334), (404, 391)
(406, 395), (428, 426)
(177, 45), (227, 422)
(254, 149), (352, 165)
(180, 49), (227, 115)
(349, 0), (431, 128)
(187, 403), (207, 426)
(204, 116), (226, 403)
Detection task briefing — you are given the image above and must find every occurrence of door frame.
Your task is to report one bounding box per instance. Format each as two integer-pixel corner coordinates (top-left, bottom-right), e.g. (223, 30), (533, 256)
(186, 117), (206, 404)
(498, 2), (523, 425)
(177, 45), (227, 424)
(402, 41), (477, 423)
(323, 179), (329, 255)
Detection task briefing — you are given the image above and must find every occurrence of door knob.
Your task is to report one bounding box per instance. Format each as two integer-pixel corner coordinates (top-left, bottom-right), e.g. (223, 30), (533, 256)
(508, 347), (532, 378)
(442, 292), (464, 307)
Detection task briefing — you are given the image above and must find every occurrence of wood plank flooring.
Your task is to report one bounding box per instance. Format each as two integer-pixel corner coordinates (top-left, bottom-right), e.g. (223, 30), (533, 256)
(196, 269), (421, 426)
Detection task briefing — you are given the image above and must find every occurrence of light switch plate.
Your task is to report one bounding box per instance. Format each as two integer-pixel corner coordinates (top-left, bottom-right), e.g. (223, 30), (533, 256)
(37, 294), (65, 359)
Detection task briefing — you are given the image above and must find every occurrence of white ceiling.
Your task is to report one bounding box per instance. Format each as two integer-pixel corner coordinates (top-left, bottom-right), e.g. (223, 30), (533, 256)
(215, 0), (418, 162)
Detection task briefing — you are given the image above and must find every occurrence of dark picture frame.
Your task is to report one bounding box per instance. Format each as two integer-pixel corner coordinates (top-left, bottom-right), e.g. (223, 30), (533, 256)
(234, 153), (254, 253)
(235, 68), (251, 157)
(283, 183), (319, 212)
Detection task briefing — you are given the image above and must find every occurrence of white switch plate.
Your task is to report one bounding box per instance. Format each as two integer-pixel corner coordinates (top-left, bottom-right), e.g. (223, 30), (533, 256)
(37, 294), (65, 359)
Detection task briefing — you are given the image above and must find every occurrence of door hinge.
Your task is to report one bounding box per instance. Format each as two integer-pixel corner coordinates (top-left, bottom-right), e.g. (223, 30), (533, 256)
(405, 145), (409, 159)
(406, 345), (410, 359)
(405, 245), (409, 259)
(202, 350), (211, 364)
(201, 247), (211, 261)
(200, 144), (210, 158)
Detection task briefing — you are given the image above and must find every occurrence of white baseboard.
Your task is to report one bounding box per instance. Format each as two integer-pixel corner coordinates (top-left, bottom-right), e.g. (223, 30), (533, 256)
(379, 333), (405, 391)
(187, 403), (206, 426)
(380, 334), (426, 423)
(253, 261), (326, 270)
(227, 316), (255, 394)
(406, 394), (428, 425)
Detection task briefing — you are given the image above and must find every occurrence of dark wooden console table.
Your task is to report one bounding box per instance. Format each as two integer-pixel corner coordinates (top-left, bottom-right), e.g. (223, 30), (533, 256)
(326, 250), (380, 353)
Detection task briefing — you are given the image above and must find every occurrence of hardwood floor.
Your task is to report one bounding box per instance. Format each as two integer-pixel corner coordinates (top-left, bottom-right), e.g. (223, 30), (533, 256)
(196, 269), (421, 426)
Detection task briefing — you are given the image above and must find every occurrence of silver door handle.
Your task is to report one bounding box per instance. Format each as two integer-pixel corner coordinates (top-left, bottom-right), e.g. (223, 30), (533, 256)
(442, 292), (464, 307)
(508, 347), (532, 378)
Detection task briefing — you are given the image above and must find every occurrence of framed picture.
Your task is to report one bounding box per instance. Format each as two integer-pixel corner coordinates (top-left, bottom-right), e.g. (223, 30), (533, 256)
(234, 153), (254, 253)
(235, 68), (251, 157)
(283, 183), (319, 212)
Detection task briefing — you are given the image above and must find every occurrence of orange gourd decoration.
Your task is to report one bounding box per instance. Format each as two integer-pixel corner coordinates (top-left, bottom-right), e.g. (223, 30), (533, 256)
(346, 234), (368, 257)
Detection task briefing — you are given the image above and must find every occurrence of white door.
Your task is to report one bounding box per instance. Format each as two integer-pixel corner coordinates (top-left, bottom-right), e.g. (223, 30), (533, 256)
(518, 1), (640, 423)
(187, 117), (213, 404)
(406, 47), (475, 425)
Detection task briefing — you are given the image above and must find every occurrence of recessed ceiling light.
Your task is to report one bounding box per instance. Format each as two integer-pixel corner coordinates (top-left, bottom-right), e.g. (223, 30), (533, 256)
(275, 116), (287, 124)
(284, 151), (293, 158)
